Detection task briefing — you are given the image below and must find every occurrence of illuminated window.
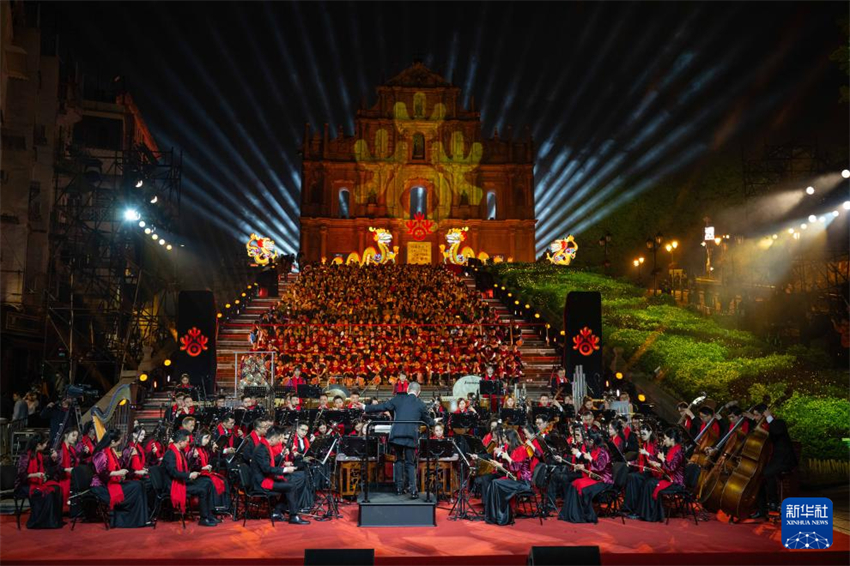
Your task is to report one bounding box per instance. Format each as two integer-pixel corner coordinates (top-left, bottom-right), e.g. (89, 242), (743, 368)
(410, 186), (427, 219)
(412, 133), (425, 160)
(487, 191), (497, 220)
(338, 188), (350, 219)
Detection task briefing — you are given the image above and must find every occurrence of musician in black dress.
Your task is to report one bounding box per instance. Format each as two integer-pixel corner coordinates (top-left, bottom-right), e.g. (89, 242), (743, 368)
(631, 428), (687, 522)
(90, 430), (149, 528)
(16, 434), (63, 529)
(482, 428), (533, 526)
(558, 431), (614, 523)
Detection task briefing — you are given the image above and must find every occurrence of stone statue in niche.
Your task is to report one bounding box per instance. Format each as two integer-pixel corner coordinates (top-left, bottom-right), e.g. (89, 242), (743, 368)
(412, 133), (425, 160)
(460, 190), (469, 206)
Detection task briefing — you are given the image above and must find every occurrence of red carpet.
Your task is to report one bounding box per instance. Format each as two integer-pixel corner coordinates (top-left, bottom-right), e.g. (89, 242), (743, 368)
(1, 504), (847, 566)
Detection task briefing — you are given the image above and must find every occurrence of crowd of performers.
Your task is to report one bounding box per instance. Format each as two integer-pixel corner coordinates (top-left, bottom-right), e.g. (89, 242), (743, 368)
(16, 374), (795, 531)
(239, 264), (525, 389)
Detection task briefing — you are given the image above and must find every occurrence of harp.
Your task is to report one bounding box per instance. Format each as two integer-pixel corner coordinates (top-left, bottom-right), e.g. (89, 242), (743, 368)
(91, 382), (137, 448)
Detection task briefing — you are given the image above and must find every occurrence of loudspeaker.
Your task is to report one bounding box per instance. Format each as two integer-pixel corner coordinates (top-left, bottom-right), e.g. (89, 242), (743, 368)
(304, 548), (374, 566)
(175, 290), (217, 396)
(564, 291), (603, 397)
(527, 545), (601, 566)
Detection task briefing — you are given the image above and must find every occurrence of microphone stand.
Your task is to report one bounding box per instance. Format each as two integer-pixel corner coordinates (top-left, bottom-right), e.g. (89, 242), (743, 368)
(447, 438), (482, 521)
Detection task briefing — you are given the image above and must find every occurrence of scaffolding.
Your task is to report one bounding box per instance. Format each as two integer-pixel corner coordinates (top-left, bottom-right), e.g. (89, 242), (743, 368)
(742, 141), (831, 201)
(42, 143), (181, 389)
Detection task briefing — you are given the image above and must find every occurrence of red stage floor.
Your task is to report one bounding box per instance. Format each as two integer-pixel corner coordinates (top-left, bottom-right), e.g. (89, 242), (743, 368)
(1, 504), (847, 566)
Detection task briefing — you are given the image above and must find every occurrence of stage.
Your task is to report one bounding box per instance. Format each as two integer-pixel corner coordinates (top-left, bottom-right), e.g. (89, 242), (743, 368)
(1, 504), (847, 566)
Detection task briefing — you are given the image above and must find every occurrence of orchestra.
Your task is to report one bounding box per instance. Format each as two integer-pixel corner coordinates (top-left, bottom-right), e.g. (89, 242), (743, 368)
(11, 368), (798, 532)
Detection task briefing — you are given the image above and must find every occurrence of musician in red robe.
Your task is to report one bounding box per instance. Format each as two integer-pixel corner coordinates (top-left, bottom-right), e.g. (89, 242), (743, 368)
(76, 422), (97, 465)
(49, 427), (78, 509)
(162, 429), (218, 526)
(90, 430), (149, 528)
(16, 434), (63, 529)
(632, 428), (687, 521)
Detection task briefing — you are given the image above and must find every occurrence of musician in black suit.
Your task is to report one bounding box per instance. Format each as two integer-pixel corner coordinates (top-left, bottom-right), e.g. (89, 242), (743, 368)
(364, 381), (438, 499)
(749, 404), (797, 519)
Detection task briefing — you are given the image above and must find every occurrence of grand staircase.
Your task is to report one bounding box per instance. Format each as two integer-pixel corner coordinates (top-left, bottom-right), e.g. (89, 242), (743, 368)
(134, 269), (558, 429)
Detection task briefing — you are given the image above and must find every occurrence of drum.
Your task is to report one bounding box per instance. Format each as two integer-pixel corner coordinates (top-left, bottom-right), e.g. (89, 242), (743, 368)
(452, 375), (481, 401)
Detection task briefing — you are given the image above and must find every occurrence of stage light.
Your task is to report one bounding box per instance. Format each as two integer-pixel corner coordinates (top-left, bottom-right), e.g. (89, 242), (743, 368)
(135, 180), (144, 188)
(805, 186), (815, 195)
(524, 304), (531, 309)
(494, 283), (498, 287)
(787, 228), (795, 234)
(819, 216), (826, 222)
(793, 232), (801, 240)
(152, 234), (159, 240)
(808, 215), (817, 223)
(507, 292), (512, 297)
(842, 169), (850, 179)
(615, 372), (623, 380)
(714, 237), (721, 245)
(164, 359), (172, 367)
(832, 210), (840, 217)
(772, 234), (778, 239)
(514, 300), (520, 305)
(248, 285), (253, 290)
(801, 223), (807, 230)
(844, 202), (850, 211)
(166, 244), (173, 250)
(534, 313), (540, 319)
(150, 195), (158, 204)
(139, 373), (148, 382)
(637, 393), (646, 402)
(225, 303), (231, 308)
(144, 228), (152, 234)
(217, 313), (223, 318)
(241, 292), (247, 297)
(138, 220), (146, 228)
(159, 239), (166, 246)
(501, 286), (506, 290)
(124, 209), (140, 221)
(235, 300), (240, 304)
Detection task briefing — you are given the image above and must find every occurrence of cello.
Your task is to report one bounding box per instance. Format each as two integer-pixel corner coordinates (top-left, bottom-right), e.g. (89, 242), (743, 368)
(698, 404), (754, 508)
(717, 408), (772, 519)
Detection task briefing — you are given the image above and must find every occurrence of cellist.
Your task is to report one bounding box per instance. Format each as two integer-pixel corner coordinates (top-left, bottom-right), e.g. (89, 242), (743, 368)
(748, 404), (797, 520)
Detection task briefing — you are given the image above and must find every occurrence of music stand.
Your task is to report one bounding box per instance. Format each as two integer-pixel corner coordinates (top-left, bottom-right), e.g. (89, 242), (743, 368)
(304, 436), (341, 521)
(448, 412), (477, 431)
(297, 385), (322, 400)
(276, 408), (302, 426)
(499, 408), (527, 426)
(419, 438), (454, 504)
(479, 380), (503, 396)
(448, 434), (484, 521)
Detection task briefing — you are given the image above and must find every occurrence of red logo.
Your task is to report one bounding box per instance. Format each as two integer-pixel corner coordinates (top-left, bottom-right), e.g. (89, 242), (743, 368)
(405, 212), (435, 241)
(180, 327), (209, 357)
(572, 327), (600, 356)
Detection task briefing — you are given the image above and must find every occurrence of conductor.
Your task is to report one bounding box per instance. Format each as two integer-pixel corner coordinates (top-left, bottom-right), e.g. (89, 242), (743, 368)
(365, 381), (437, 499)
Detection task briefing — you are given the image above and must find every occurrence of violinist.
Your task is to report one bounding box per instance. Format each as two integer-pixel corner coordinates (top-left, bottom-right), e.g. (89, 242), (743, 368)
(630, 427), (686, 522)
(621, 423), (661, 515)
(748, 404), (797, 520)
(49, 427), (78, 509)
(189, 430), (231, 515)
(559, 430), (614, 523)
(481, 418), (500, 446)
(481, 428), (533, 526)
(16, 433), (63, 529)
(90, 429), (149, 528)
(76, 421), (97, 465)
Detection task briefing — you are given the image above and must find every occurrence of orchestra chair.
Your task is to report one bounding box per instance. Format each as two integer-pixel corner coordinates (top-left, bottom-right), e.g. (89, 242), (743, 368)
(659, 469), (700, 526)
(235, 462), (278, 527)
(513, 484), (544, 525)
(69, 464), (111, 531)
(0, 464), (26, 530)
(594, 462), (628, 524)
(148, 464), (200, 530)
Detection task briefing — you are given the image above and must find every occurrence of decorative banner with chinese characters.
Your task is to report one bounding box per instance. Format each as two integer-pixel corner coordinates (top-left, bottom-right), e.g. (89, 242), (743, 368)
(407, 241), (432, 264)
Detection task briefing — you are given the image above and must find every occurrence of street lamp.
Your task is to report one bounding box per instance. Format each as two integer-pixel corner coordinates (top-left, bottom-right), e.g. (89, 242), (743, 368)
(598, 232), (612, 273)
(633, 257), (645, 280)
(646, 232), (663, 294)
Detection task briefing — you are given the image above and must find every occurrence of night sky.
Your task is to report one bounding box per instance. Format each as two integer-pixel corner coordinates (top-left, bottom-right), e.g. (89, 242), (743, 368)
(50, 1), (848, 285)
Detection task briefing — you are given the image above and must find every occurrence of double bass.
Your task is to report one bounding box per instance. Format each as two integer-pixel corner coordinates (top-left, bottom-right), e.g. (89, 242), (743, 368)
(697, 404), (755, 508)
(717, 410), (772, 519)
